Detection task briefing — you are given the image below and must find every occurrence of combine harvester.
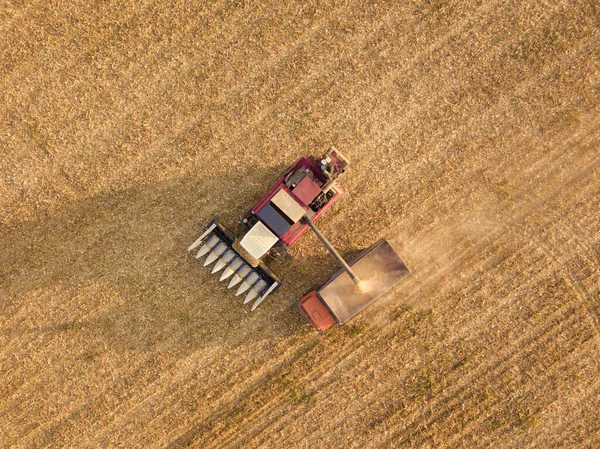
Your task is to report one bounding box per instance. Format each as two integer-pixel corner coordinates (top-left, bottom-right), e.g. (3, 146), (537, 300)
(188, 148), (409, 332)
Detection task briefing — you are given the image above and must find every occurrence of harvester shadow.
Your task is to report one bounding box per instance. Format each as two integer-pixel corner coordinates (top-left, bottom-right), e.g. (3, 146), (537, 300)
(1, 163), (332, 353)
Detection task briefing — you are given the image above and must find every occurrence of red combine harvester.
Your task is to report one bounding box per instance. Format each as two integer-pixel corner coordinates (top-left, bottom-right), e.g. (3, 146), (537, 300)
(188, 148), (409, 331)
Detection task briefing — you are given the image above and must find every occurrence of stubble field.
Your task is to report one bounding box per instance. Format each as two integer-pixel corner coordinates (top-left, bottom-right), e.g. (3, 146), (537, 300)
(1, 0), (599, 447)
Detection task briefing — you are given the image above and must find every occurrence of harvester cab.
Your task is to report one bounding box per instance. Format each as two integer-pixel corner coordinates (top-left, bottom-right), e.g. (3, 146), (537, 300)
(188, 148), (410, 331)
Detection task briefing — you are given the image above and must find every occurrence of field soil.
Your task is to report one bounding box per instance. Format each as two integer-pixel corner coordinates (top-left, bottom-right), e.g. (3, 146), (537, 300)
(1, 1), (599, 448)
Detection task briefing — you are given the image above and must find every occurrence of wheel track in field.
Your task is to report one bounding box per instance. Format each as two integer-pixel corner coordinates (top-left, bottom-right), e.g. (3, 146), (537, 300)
(546, 383), (600, 449)
(471, 337), (600, 449)
(528, 222), (600, 343)
(375, 153), (600, 447)
(370, 289), (578, 443)
(522, 357), (600, 449)
(379, 306), (588, 448)
(384, 120), (600, 322)
(429, 310), (596, 449)
(507, 126), (600, 343)
(8, 121), (596, 448)
(565, 217), (600, 269)
(371, 153), (600, 447)
(387, 120), (600, 312)
(353, 150), (600, 448)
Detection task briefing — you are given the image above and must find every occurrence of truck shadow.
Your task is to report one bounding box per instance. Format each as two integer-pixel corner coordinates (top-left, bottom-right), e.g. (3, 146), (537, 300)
(1, 165), (349, 353)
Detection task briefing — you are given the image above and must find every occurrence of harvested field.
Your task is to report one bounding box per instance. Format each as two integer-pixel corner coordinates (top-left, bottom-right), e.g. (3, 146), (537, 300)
(1, 0), (599, 447)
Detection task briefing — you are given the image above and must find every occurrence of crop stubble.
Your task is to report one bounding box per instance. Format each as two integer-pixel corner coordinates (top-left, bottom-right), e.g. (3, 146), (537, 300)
(1, 0), (599, 448)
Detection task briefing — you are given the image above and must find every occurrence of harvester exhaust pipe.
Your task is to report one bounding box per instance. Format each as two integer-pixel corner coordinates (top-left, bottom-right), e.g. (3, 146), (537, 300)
(302, 214), (361, 285)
